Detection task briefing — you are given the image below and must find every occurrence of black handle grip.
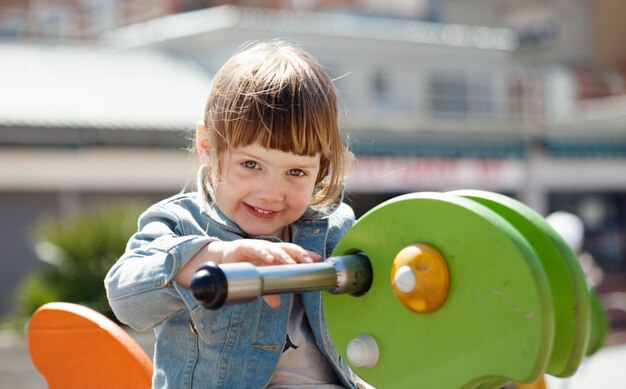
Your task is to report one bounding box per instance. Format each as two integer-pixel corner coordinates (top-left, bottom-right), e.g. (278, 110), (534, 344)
(190, 262), (228, 310)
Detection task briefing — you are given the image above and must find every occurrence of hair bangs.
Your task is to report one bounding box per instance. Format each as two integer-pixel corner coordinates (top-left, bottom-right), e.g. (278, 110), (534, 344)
(227, 77), (334, 160)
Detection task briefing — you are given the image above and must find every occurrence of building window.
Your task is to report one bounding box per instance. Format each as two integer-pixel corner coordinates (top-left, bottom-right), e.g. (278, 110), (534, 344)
(371, 69), (389, 109)
(0, 11), (26, 38)
(33, 4), (71, 38)
(429, 74), (467, 117)
(429, 73), (493, 118)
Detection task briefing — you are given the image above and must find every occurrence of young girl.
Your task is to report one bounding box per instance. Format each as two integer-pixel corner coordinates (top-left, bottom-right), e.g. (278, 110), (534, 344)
(105, 41), (366, 388)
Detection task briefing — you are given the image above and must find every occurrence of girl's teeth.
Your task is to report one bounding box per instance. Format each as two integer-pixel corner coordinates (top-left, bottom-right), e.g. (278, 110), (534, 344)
(255, 207), (272, 215)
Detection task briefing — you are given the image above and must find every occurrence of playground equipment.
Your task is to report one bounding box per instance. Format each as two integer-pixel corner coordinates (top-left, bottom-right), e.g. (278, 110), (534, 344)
(28, 302), (153, 388)
(27, 190), (606, 388)
(191, 190), (607, 388)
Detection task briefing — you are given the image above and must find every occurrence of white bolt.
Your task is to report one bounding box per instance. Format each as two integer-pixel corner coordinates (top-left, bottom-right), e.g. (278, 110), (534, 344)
(347, 334), (379, 369)
(394, 265), (416, 293)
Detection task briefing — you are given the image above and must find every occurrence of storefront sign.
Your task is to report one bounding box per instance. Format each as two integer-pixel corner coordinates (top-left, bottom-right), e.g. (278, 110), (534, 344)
(345, 156), (525, 192)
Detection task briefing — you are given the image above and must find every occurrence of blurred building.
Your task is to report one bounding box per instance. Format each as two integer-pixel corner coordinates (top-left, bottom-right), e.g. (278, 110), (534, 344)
(0, 0), (442, 40)
(443, 0), (626, 70)
(0, 41), (208, 314)
(0, 1), (624, 319)
(441, 0), (626, 311)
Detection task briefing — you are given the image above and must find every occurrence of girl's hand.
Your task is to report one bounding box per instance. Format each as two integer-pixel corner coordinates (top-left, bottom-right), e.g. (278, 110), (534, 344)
(207, 239), (321, 266)
(209, 240), (321, 308)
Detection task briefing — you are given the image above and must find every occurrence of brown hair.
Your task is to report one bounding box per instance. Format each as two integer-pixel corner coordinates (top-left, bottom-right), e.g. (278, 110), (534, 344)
(199, 40), (352, 207)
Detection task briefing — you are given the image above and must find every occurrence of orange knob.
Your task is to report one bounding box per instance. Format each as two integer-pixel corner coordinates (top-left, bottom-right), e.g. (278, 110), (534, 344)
(390, 244), (450, 313)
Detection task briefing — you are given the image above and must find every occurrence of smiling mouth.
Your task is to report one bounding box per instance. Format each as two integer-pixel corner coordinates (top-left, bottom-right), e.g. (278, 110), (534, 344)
(243, 202), (278, 215)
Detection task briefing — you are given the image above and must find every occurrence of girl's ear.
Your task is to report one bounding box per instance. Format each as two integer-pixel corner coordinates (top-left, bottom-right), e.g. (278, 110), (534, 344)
(196, 121), (210, 164)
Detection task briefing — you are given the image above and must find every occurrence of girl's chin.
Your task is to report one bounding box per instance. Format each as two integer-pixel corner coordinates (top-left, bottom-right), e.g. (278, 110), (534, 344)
(239, 223), (282, 238)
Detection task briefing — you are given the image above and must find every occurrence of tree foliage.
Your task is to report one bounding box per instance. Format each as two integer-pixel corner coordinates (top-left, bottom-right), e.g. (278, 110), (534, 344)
(8, 202), (145, 328)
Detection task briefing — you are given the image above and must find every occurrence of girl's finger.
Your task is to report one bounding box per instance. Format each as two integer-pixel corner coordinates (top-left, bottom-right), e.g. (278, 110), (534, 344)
(257, 248), (275, 264)
(263, 294), (281, 308)
(265, 247), (297, 265)
(282, 246), (321, 263)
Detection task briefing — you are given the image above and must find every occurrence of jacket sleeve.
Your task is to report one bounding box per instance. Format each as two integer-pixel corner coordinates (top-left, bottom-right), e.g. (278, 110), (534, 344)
(104, 203), (215, 331)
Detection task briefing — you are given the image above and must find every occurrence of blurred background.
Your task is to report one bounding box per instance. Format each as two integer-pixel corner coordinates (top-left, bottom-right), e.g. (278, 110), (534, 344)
(0, 0), (625, 387)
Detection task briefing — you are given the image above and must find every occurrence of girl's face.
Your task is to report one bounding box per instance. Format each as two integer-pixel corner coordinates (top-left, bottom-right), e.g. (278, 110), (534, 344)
(214, 142), (321, 238)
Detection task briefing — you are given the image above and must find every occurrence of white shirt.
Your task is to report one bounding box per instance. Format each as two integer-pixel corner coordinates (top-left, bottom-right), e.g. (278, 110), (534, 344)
(267, 294), (345, 388)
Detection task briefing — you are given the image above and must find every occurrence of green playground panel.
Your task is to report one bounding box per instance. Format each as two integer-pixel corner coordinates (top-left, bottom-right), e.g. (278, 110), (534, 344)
(325, 192), (554, 389)
(587, 287), (608, 356)
(451, 190), (591, 377)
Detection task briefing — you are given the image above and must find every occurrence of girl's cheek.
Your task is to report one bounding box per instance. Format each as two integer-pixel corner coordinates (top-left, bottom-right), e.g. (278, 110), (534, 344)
(292, 180), (315, 197)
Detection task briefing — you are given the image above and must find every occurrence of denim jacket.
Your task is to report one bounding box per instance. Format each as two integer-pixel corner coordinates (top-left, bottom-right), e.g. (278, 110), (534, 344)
(104, 191), (357, 388)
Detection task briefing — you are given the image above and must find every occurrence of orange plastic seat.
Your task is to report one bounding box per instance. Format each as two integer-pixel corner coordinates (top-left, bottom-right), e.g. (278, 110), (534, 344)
(515, 376), (547, 389)
(28, 302), (153, 389)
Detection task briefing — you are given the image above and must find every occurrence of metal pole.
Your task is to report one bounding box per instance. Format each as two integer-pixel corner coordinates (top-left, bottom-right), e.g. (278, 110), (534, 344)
(191, 254), (372, 309)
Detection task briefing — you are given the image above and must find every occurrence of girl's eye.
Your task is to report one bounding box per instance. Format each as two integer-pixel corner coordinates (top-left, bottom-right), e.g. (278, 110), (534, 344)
(242, 160), (259, 169)
(287, 168), (306, 177)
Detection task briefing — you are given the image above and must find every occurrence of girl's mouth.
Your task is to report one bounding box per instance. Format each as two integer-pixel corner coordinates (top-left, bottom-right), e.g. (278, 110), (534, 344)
(244, 203), (277, 218)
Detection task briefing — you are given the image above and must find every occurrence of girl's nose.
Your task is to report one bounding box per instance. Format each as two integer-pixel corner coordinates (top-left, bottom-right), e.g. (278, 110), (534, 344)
(256, 175), (285, 202)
